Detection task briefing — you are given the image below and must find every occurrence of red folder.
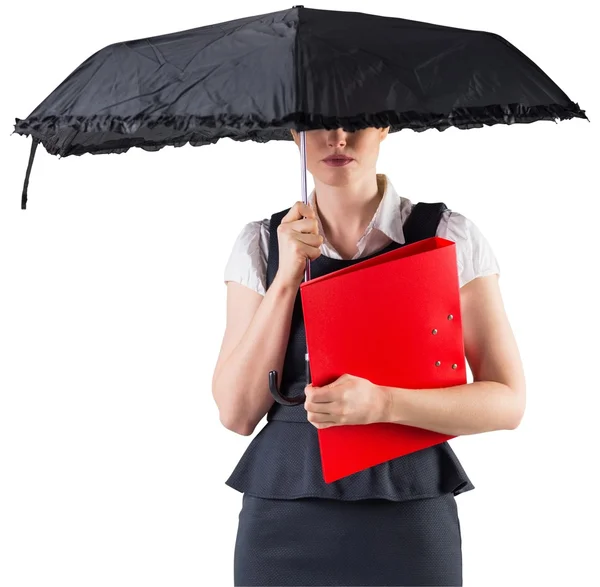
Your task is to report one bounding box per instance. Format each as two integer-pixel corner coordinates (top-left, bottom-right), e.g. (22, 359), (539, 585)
(299, 237), (466, 483)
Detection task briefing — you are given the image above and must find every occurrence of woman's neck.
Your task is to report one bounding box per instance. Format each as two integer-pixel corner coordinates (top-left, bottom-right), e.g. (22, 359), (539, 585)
(314, 174), (385, 248)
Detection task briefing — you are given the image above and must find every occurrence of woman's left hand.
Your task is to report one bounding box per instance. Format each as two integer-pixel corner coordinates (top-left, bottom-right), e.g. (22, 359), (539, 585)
(304, 373), (388, 428)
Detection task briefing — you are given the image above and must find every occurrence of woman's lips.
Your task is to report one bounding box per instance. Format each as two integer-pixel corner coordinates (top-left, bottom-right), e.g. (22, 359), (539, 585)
(323, 157), (354, 167)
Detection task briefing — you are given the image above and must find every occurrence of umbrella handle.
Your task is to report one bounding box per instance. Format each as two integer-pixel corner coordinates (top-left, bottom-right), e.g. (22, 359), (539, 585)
(269, 129), (311, 406)
(268, 353), (310, 405)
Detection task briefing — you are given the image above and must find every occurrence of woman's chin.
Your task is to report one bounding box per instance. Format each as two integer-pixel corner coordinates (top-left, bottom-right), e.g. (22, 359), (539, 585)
(320, 162), (356, 176)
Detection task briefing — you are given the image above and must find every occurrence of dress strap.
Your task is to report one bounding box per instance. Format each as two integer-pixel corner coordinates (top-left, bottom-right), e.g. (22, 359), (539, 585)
(403, 202), (449, 244)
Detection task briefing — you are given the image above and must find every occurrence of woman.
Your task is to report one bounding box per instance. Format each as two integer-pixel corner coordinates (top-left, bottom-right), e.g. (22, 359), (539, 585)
(212, 126), (526, 586)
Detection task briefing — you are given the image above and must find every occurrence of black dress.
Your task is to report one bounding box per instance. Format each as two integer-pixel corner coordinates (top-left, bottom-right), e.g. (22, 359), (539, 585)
(226, 202), (474, 586)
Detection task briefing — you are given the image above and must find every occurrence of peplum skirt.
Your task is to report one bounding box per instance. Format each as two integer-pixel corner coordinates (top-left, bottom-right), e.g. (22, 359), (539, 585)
(228, 419), (472, 586)
(225, 420), (475, 501)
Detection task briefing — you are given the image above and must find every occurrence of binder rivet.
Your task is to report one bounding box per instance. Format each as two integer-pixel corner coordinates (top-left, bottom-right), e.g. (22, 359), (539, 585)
(432, 329), (438, 335)
(448, 314), (454, 320)
(435, 361), (441, 367)
(452, 363), (458, 369)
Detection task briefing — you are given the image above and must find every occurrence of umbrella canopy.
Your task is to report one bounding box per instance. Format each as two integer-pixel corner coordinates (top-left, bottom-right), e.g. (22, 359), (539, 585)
(13, 5), (587, 209)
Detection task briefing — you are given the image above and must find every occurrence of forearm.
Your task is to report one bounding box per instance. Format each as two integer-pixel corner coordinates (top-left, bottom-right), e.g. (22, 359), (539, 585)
(214, 275), (298, 434)
(379, 380), (524, 436)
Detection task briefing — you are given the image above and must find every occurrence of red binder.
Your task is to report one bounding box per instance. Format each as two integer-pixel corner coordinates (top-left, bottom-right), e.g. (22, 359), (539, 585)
(299, 237), (466, 483)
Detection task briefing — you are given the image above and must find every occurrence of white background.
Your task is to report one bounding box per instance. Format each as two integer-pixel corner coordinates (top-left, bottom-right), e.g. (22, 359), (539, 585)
(0, 1), (597, 585)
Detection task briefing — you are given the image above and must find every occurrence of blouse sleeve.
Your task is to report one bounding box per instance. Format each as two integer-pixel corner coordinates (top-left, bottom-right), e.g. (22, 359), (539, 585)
(223, 219), (270, 296)
(437, 210), (501, 288)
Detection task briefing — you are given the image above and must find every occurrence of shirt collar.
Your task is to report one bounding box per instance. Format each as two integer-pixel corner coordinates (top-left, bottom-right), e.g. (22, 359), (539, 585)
(307, 173), (410, 246)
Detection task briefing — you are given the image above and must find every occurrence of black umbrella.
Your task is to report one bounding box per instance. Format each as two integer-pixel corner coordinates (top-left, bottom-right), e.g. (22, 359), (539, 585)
(12, 5), (588, 403)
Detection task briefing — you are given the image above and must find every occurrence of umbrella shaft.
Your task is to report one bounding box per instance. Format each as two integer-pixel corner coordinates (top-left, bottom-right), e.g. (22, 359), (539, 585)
(300, 131), (311, 283)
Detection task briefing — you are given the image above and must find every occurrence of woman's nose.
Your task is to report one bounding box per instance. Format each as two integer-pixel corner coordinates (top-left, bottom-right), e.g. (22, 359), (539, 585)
(328, 130), (347, 147)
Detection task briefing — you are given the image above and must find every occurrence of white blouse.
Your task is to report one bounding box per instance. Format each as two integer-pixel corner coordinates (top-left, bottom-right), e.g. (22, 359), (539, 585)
(224, 174), (500, 295)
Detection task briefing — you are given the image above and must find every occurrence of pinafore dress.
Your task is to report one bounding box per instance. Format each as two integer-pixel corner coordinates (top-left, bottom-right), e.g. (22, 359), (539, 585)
(226, 202), (474, 586)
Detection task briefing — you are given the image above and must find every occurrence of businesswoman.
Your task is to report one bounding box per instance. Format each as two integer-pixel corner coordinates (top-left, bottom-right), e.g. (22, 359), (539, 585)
(212, 125), (526, 586)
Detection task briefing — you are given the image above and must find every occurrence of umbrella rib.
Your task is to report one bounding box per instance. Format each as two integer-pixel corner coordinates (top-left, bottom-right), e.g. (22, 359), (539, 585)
(182, 14), (277, 71)
(309, 32), (424, 107)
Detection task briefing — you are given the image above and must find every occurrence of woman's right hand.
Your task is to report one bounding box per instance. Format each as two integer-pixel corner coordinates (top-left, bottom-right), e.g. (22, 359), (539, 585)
(275, 201), (323, 290)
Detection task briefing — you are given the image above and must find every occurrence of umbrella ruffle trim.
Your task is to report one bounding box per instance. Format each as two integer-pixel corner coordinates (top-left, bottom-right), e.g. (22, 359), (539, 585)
(12, 100), (588, 157)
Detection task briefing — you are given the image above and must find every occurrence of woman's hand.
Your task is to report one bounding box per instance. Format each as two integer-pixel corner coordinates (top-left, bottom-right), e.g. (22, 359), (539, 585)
(275, 201), (323, 290)
(304, 374), (389, 428)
